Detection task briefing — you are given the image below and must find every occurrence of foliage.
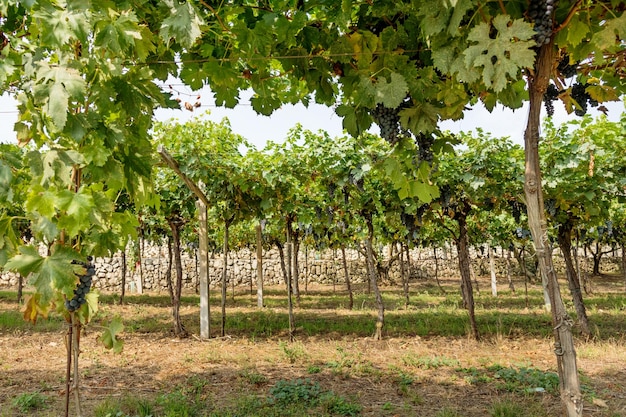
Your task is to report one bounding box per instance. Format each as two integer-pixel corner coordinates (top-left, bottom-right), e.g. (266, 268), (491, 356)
(12, 391), (48, 413)
(268, 378), (322, 406)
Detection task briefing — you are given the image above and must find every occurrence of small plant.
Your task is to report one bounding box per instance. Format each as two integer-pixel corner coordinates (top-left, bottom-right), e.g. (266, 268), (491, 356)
(268, 378), (321, 406)
(307, 365), (322, 374)
(279, 341), (308, 364)
(436, 407), (462, 417)
(402, 354), (460, 369)
(488, 365), (559, 394)
(158, 390), (204, 417)
(320, 393), (362, 416)
(240, 368), (267, 385)
(395, 371), (414, 395)
(489, 399), (525, 417)
(12, 391), (48, 413)
(381, 401), (394, 411)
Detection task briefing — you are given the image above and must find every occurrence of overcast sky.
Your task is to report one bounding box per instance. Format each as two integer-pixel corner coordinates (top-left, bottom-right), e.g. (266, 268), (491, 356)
(1, 87), (623, 149)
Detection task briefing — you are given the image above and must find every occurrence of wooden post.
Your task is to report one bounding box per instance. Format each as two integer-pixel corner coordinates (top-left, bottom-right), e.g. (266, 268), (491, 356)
(197, 200), (210, 339)
(256, 223), (264, 308)
(488, 242), (497, 297)
(157, 146), (212, 339)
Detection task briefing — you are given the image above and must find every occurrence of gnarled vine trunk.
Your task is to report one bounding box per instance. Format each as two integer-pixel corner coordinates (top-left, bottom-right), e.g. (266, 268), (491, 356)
(557, 220), (591, 338)
(455, 208), (479, 341)
(167, 217), (187, 338)
(364, 212), (384, 340)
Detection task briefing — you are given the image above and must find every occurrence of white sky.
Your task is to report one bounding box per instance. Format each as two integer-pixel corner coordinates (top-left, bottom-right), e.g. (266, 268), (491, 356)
(1, 86), (624, 149)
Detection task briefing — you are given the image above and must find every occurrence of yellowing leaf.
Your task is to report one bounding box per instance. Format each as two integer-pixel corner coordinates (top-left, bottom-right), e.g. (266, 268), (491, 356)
(22, 294), (51, 324)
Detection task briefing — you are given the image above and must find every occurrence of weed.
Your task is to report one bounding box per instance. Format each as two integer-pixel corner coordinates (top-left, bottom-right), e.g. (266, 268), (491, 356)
(381, 401), (394, 411)
(402, 354), (460, 369)
(157, 390), (205, 417)
(435, 407), (462, 417)
(239, 368), (267, 385)
(307, 365), (322, 374)
(319, 392), (362, 416)
(12, 391), (48, 413)
(489, 399), (525, 417)
(279, 341), (308, 364)
(268, 378), (321, 406)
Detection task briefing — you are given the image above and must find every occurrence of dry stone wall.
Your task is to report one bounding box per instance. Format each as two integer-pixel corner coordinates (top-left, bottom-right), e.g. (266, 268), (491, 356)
(1, 244), (623, 292)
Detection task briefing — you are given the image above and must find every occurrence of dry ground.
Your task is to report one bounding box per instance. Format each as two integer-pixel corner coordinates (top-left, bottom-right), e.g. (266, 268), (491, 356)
(1, 275), (625, 416)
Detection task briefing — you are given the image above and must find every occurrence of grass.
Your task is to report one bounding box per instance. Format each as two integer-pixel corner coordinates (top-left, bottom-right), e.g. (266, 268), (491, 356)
(2, 274), (626, 416)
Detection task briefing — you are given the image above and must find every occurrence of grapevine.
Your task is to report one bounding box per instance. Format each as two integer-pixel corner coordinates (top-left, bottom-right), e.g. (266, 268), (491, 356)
(65, 258), (95, 312)
(527, 0), (557, 46)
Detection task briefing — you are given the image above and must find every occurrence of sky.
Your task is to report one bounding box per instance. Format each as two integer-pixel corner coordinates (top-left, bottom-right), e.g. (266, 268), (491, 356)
(1, 86), (624, 149)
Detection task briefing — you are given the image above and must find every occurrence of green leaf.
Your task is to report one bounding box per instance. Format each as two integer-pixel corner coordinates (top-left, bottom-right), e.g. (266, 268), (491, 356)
(33, 65), (86, 131)
(100, 316), (125, 353)
(464, 15), (536, 92)
(374, 73), (409, 108)
(4, 245), (44, 278)
(250, 94), (282, 116)
(335, 104), (365, 137)
(410, 180), (439, 204)
(160, 0), (204, 49)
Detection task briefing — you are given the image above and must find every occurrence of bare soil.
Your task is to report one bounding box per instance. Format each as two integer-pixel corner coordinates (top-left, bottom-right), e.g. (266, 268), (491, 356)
(1, 275), (625, 416)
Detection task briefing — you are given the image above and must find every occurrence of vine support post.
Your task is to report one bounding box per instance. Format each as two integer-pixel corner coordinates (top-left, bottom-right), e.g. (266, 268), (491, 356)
(523, 39), (582, 416)
(256, 222), (264, 308)
(197, 200), (210, 339)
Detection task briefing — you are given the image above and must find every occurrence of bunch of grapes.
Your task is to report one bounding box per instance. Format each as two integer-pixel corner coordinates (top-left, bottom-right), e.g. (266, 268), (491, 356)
(557, 54), (578, 78)
(527, 0), (557, 46)
(509, 200), (526, 223)
(371, 103), (402, 145)
(571, 82), (597, 116)
(65, 258), (95, 312)
(415, 133), (435, 163)
(543, 83), (561, 117)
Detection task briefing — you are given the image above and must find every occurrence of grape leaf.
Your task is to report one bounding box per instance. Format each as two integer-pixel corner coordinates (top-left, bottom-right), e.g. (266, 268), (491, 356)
(464, 15), (535, 93)
(374, 73), (409, 109)
(33, 65), (86, 131)
(6, 245), (83, 305)
(23, 293), (52, 324)
(160, 0), (204, 49)
(100, 316), (125, 353)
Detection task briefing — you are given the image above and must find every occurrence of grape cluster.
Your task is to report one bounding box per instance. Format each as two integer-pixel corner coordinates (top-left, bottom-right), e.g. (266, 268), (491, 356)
(65, 258), (95, 312)
(415, 133), (435, 163)
(543, 83), (561, 117)
(571, 83), (597, 116)
(371, 103), (402, 145)
(439, 185), (453, 212)
(509, 200), (526, 223)
(557, 55), (578, 79)
(527, 0), (556, 46)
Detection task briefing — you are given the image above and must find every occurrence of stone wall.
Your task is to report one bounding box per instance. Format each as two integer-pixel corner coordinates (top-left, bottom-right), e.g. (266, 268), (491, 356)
(1, 244), (623, 292)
